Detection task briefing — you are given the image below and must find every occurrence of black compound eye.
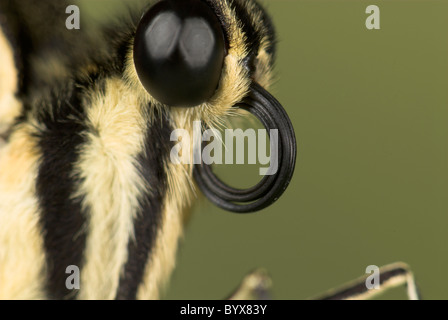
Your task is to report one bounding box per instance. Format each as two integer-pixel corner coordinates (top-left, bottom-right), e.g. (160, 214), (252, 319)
(133, 0), (226, 107)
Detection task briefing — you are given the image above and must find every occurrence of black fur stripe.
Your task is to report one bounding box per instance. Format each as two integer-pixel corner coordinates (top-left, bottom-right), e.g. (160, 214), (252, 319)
(35, 83), (88, 300)
(251, 0), (277, 57)
(229, 0), (261, 56)
(115, 108), (173, 300)
(229, 0), (277, 73)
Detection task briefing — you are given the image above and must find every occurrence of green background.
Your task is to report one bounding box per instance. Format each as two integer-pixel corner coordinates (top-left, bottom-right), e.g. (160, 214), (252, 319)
(84, 0), (448, 299)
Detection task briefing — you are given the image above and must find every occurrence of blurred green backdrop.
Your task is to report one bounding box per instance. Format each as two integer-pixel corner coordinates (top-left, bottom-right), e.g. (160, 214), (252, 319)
(83, 0), (448, 299)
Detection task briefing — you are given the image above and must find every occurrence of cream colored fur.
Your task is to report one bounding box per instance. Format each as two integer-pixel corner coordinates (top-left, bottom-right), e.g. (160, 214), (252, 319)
(0, 29), (21, 144)
(75, 77), (150, 299)
(0, 123), (47, 299)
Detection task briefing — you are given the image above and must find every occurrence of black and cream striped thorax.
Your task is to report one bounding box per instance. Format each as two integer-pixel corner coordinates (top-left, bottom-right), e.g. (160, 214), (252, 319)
(0, 0), (279, 299)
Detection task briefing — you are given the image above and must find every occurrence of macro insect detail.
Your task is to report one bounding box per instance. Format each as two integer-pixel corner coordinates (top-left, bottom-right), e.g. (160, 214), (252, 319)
(0, 0), (421, 301)
(0, 0), (296, 299)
